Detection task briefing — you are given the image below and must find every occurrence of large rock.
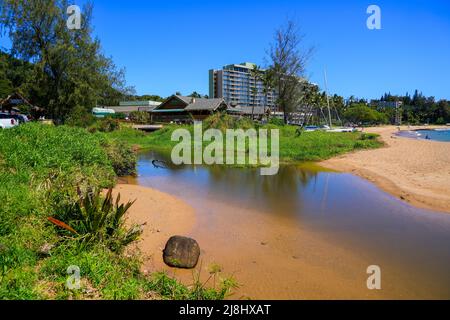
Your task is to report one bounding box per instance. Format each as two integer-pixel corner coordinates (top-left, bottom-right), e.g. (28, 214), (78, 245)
(163, 236), (200, 269)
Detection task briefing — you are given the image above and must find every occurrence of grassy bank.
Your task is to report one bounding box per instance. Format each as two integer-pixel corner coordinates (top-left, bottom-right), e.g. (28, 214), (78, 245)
(0, 123), (235, 299)
(105, 116), (383, 164)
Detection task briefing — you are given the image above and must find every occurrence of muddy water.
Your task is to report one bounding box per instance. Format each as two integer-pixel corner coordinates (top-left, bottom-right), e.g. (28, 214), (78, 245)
(131, 150), (450, 299)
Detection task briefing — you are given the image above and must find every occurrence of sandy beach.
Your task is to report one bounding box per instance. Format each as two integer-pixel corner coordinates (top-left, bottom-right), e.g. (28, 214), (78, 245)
(112, 184), (196, 272)
(321, 126), (450, 213)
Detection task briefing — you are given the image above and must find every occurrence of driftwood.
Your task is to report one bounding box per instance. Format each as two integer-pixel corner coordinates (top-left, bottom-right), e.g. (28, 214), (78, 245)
(152, 159), (168, 169)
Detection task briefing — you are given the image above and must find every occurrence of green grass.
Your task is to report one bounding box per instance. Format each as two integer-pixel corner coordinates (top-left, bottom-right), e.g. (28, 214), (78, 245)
(105, 119), (383, 165)
(278, 126), (382, 162)
(0, 123), (236, 300)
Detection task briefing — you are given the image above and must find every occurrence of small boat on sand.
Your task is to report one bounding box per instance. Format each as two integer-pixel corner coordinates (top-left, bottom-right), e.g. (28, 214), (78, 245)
(326, 127), (357, 133)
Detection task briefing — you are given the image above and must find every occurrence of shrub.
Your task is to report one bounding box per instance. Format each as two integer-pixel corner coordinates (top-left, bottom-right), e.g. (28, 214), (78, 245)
(234, 117), (256, 130)
(97, 117), (121, 132)
(203, 112), (235, 131)
(359, 133), (378, 140)
(129, 111), (150, 124)
(48, 188), (142, 252)
(203, 112), (258, 131)
(436, 117), (445, 125)
(268, 117), (285, 126)
(112, 113), (127, 120)
(146, 271), (238, 300)
(65, 106), (96, 128)
(101, 139), (137, 176)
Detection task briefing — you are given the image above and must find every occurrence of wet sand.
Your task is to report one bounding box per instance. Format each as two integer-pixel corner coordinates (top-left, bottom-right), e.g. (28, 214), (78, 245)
(112, 184), (196, 271)
(321, 126), (450, 213)
(115, 183), (449, 299)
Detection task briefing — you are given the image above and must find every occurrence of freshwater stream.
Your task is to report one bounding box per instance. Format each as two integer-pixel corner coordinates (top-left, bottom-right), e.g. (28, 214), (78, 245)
(131, 150), (450, 299)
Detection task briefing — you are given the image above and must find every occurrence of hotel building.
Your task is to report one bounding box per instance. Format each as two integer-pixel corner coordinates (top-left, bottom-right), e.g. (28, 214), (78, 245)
(209, 62), (278, 111)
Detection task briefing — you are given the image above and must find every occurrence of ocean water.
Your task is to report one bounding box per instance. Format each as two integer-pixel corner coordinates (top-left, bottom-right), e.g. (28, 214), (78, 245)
(397, 128), (450, 142)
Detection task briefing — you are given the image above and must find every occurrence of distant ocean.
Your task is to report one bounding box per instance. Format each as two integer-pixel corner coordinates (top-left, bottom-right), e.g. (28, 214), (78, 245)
(397, 128), (450, 142)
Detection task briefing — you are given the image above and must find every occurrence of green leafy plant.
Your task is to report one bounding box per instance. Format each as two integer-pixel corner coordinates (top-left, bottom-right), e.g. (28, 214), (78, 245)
(147, 270), (238, 300)
(94, 117), (121, 132)
(129, 111), (150, 124)
(50, 187), (142, 252)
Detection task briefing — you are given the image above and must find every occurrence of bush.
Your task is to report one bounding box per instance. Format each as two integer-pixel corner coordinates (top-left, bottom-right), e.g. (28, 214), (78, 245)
(112, 113), (127, 120)
(102, 139), (137, 176)
(48, 188), (142, 252)
(94, 117), (121, 132)
(146, 271), (238, 300)
(436, 117), (446, 125)
(234, 117), (257, 130)
(268, 117), (285, 126)
(129, 111), (150, 124)
(65, 106), (96, 128)
(203, 112), (258, 131)
(360, 133), (378, 140)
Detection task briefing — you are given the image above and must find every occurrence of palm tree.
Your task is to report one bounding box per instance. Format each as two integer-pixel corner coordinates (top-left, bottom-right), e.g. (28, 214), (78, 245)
(262, 70), (274, 121)
(250, 65), (262, 120)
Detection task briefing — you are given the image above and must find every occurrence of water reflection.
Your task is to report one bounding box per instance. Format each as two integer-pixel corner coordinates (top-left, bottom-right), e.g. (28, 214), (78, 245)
(137, 150), (323, 218)
(134, 149), (450, 296)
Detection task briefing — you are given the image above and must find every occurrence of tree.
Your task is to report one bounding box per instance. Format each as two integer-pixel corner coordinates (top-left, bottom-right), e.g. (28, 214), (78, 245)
(250, 65), (262, 120)
(126, 94), (165, 102)
(0, 50), (34, 99)
(377, 91), (449, 124)
(331, 94), (345, 111)
(435, 100), (450, 123)
(188, 91), (202, 98)
(267, 20), (313, 124)
(0, 54), (12, 98)
(343, 104), (386, 125)
(261, 70), (274, 118)
(0, 0), (133, 121)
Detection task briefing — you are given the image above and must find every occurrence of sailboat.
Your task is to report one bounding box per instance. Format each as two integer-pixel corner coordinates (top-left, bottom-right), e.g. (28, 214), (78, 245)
(322, 68), (357, 133)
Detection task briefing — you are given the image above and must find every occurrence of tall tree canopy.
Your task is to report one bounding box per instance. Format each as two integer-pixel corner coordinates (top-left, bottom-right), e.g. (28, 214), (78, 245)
(0, 53), (12, 98)
(267, 20), (313, 124)
(0, 0), (133, 121)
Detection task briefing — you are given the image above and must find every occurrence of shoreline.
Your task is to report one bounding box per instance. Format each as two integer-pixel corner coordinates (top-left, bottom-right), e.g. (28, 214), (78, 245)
(115, 171), (450, 299)
(115, 138), (450, 299)
(112, 184), (197, 272)
(320, 126), (450, 214)
(112, 183), (395, 299)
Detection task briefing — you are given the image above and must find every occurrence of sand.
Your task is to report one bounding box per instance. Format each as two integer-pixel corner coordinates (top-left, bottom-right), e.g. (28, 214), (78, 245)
(114, 184), (380, 299)
(114, 184), (449, 299)
(113, 127), (450, 299)
(112, 184), (196, 272)
(321, 126), (450, 213)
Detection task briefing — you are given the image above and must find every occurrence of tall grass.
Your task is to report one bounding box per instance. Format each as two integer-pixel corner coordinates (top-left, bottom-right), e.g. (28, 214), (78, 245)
(0, 123), (233, 300)
(105, 115), (383, 164)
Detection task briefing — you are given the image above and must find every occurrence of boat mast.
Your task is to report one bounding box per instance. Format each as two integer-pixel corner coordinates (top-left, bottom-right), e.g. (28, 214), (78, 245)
(324, 68), (332, 128)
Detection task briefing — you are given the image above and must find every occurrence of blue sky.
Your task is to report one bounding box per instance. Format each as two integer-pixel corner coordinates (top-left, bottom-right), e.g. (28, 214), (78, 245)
(2, 0), (450, 100)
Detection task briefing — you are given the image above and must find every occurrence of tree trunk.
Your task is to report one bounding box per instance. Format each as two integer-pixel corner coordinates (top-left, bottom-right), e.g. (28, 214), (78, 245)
(283, 104), (288, 124)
